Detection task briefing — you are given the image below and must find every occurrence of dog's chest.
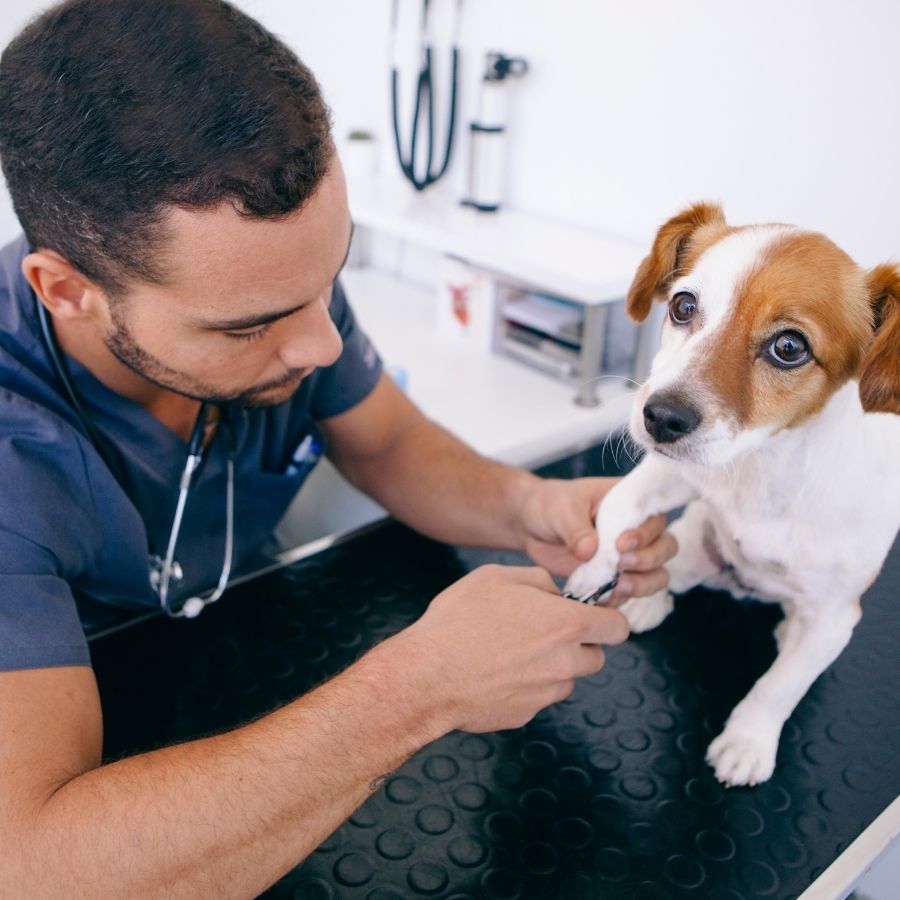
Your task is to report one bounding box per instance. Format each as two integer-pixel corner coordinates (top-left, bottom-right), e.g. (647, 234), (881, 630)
(693, 478), (872, 608)
(685, 466), (820, 602)
(701, 504), (801, 601)
(682, 411), (899, 604)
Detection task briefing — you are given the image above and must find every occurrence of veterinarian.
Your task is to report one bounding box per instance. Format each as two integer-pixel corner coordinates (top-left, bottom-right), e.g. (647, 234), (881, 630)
(0, 1), (676, 894)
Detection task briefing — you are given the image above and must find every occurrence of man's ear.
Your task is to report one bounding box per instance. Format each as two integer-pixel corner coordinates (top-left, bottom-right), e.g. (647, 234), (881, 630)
(626, 202), (727, 322)
(859, 264), (900, 414)
(21, 249), (102, 323)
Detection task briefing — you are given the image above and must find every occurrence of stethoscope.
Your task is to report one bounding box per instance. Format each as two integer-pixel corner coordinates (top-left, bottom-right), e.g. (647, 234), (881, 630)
(390, 0), (462, 191)
(36, 298), (235, 620)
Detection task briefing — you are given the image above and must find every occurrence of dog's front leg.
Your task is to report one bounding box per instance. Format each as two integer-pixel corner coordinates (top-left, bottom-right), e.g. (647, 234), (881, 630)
(564, 453), (697, 601)
(706, 604), (859, 786)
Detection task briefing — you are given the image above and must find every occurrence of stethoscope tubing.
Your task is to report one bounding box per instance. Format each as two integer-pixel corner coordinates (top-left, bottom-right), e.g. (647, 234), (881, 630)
(35, 298), (235, 620)
(37, 298), (118, 475)
(390, 0), (461, 191)
(158, 408), (235, 619)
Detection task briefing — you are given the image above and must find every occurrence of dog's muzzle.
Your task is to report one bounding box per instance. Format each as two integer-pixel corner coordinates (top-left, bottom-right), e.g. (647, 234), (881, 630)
(643, 393), (702, 444)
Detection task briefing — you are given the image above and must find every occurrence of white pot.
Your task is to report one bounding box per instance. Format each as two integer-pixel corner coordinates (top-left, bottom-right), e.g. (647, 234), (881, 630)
(342, 139), (378, 180)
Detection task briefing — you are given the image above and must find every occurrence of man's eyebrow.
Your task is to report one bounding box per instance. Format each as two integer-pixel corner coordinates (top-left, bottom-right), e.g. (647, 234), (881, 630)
(199, 224), (355, 331)
(201, 302), (304, 332)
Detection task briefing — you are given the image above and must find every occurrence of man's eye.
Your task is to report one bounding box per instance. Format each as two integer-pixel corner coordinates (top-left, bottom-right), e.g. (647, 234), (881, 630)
(225, 323), (273, 342)
(766, 330), (812, 368)
(669, 291), (698, 325)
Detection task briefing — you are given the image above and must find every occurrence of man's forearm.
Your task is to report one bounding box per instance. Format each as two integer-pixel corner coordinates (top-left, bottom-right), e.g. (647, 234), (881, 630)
(336, 414), (540, 551)
(7, 636), (446, 899)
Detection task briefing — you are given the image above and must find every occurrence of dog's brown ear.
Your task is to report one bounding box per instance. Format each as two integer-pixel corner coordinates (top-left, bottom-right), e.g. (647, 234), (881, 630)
(859, 264), (900, 414)
(626, 202), (727, 322)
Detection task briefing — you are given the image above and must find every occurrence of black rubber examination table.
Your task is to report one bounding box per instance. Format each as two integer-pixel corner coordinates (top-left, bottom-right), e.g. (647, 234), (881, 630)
(90, 443), (900, 899)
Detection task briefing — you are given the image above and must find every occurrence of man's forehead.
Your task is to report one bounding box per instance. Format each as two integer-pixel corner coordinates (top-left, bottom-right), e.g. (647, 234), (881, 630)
(162, 209), (348, 286)
(152, 171), (351, 307)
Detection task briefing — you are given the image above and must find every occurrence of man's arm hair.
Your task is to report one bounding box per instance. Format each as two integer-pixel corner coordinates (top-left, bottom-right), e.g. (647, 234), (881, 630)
(0, 641), (447, 897)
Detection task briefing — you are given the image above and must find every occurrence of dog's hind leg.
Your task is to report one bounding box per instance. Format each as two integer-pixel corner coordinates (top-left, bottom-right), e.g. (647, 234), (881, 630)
(619, 500), (727, 633)
(706, 603), (859, 786)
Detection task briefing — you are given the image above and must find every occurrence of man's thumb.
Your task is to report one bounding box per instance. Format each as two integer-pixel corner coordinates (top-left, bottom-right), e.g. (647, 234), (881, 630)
(572, 531), (598, 560)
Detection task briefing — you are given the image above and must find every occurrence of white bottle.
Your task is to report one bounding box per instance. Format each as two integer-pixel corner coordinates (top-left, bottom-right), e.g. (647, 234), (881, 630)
(464, 53), (528, 212)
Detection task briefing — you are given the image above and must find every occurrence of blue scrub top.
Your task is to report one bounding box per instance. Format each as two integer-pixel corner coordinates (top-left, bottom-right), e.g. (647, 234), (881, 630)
(0, 235), (383, 671)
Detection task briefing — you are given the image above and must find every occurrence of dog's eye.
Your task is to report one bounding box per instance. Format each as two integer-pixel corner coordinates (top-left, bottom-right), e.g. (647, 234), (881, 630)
(767, 330), (811, 368)
(669, 291), (697, 325)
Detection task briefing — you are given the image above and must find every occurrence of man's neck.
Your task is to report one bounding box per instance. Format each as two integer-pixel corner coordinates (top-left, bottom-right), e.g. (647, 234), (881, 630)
(52, 315), (204, 443)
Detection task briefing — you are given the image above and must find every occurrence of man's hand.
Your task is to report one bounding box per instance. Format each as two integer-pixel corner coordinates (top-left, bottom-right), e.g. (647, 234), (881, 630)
(392, 564), (630, 733)
(513, 476), (677, 603)
(323, 375), (675, 604)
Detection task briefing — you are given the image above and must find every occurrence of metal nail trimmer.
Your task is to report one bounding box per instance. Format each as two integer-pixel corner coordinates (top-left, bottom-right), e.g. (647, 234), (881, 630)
(563, 575), (619, 606)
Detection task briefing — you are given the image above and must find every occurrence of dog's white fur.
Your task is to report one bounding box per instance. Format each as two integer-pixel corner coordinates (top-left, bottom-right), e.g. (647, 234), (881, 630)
(566, 208), (900, 787)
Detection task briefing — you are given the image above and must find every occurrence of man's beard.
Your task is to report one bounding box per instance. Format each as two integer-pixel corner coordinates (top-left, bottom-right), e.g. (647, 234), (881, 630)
(105, 312), (305, 408)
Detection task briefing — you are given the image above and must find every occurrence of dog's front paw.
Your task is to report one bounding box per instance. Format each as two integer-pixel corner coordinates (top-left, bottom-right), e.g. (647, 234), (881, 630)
(706, 725), (778, 787)
(619, 590), (673, 633)
(564, 554), (617, 602)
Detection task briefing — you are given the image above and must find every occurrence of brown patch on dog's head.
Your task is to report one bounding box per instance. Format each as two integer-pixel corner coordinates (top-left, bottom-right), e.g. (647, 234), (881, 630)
(626, 202), (731, 322)
(696, 231), (872, 431)
(860, 265), (900, 414)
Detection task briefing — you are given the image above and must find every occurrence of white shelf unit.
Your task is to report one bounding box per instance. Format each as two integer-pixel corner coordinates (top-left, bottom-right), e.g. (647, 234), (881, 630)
(343, 267), (635, 467)
(489, 276), (642, 404)
(347, 175), (654, 407)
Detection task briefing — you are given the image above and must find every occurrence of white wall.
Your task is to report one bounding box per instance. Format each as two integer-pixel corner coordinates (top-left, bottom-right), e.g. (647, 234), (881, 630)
(244, 0), (900, 267)
(0, 2), (45, 244)
(2, 0), (898, 267)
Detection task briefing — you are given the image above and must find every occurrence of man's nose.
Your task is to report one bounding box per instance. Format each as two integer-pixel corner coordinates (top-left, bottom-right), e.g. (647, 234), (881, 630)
(279, 298), (342, 369)
(643, 393), (702, 444)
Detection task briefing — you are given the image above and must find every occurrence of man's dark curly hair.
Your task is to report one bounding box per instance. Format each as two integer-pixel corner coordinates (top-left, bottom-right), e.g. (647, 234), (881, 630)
(0, 0), (335, 294)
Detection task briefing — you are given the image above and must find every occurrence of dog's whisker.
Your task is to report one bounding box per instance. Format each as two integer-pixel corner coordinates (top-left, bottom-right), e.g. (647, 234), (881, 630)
(625, 434), (641, 467)
(576, 373), (646, 392)
(615, 432), (628, 468)
(615, 431), (627, 468)
(611, 429), (622, 462)
(665, 266), (691, 282)
(616, 430), (640, 468)
(600, 431), (615, 470)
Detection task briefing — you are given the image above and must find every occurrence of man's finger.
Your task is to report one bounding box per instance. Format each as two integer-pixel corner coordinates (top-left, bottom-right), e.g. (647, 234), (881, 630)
(511, 565), (560, 592)
(572, 644), (606, 677)
(615, 514), (668, 552)
(608, 568), (671, 604)
(572, 531), (598, 561)
(618, 532), (679, 573)
(582, 606), (631, 645)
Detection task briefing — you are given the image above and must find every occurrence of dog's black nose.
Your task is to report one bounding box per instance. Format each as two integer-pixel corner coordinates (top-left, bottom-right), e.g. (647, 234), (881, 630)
(643, 395), (702, 444)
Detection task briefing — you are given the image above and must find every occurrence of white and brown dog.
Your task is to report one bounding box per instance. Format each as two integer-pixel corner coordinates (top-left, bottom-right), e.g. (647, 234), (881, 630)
(566, 203), (900, 786)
